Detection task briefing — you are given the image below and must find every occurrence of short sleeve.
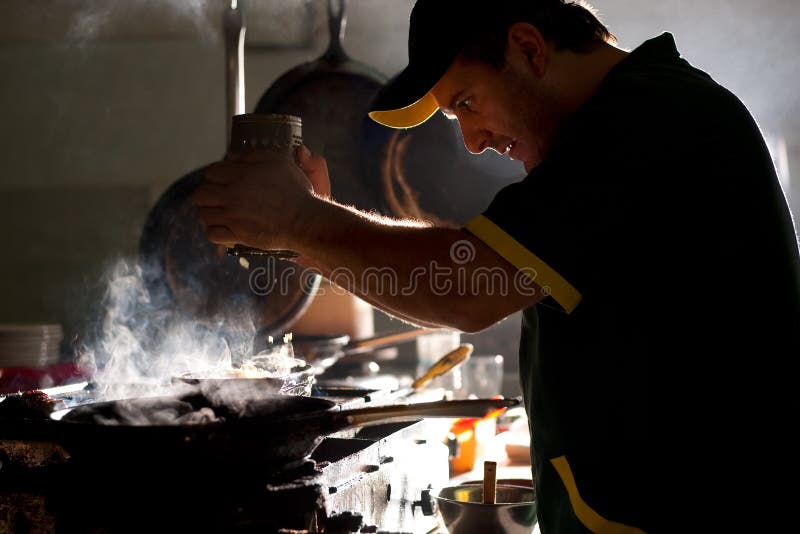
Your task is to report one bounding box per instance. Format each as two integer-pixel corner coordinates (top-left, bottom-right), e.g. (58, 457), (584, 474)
(462, 151), (631, 315)
(463, 165), (582, 313)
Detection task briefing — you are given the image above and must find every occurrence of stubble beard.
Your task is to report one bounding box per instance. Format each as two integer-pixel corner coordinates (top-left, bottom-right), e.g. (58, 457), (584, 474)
(502, 62), (566, 170)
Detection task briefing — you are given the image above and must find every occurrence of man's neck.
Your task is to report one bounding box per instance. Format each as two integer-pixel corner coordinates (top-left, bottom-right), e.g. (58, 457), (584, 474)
(552, 41), (629, 114)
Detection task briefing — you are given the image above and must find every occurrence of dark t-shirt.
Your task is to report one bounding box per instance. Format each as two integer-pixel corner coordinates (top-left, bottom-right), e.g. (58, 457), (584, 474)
(464, 33), (800, 533)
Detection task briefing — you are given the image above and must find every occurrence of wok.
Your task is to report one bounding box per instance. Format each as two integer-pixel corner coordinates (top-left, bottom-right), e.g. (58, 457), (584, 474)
(170, 340), (471, 401)
(45, 394), (519, 473)
(172, 362), (317, 397)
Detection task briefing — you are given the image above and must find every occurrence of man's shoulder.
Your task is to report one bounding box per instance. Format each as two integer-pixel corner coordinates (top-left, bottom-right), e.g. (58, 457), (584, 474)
(577, 38), (756, 151)
(600, 34), (745, 121)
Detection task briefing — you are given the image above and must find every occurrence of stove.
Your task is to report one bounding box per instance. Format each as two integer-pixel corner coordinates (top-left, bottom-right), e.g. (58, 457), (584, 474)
(0, 384), (449, 533)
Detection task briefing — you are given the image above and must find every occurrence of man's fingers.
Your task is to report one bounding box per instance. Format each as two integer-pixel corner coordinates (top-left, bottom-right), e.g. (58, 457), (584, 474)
(193, 184), (230, 207)
(205, 225), (237, 244)
(246, 150), (288, 164)
(227, 149), (291, 165)
(208, 153), (296, 183)
(225, 149), (244, 162)
(296, 144), (331, 196)
(196, 206), (229, 228)
(204, 162), (237, 185)
(296, 144), (324, 171)
(296, 144), (312, 166)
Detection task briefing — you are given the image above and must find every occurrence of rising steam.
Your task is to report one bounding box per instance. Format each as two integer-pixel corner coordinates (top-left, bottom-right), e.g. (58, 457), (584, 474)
(78, 258), (258, 402)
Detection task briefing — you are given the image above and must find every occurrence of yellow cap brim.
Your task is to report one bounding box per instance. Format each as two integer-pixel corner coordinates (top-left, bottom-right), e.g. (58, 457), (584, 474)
(368, 92), (439, 129)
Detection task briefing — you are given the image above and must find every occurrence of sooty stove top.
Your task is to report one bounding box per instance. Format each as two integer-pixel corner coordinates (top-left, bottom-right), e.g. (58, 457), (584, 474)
(0, 384), (450, 533)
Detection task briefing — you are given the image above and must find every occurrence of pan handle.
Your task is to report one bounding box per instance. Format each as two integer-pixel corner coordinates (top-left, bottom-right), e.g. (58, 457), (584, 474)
(342, 397), (520, 426)
(324, 0), (349, 62)
(342, 327), (438, 355)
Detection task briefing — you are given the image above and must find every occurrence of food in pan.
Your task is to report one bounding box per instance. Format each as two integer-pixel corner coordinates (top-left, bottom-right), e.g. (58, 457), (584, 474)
(60, 396), (223, 426)
(0, 389), (67, 419)
(185, 336), (305, 380)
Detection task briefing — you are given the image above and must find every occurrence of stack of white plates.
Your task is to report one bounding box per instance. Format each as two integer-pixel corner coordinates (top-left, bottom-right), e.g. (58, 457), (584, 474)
(0, 324), (64, 368)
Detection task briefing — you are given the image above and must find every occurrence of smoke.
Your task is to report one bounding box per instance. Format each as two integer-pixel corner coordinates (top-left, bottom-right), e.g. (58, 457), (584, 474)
(78, 258), (258, 402)
(66, 0), (221, 43)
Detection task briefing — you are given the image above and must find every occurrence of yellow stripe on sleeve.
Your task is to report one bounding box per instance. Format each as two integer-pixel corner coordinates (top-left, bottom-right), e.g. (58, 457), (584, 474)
(464, 215), (582, 314)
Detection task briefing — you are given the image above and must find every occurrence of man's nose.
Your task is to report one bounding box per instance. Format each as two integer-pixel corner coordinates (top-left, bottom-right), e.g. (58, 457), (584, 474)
(457, 116), (492, 154)
(459, 121), (489, 155)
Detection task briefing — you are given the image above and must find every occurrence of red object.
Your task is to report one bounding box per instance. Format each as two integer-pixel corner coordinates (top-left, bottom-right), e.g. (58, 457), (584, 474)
(0, 362), (91, 394)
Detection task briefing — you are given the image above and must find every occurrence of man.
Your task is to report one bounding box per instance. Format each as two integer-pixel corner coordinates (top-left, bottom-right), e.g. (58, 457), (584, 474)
(194, 0), (800, 531)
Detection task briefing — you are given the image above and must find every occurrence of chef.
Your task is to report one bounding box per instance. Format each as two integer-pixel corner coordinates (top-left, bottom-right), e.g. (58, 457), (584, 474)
(193, 0), (800, 532)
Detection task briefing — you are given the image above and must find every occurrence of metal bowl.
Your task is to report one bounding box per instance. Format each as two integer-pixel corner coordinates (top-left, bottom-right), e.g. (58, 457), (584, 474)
(172, 364), (316, 397)
(435, 484), (537, 534)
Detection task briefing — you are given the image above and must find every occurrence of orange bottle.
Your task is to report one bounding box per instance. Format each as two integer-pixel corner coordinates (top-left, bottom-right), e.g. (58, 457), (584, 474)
(445, 403), (507, 477)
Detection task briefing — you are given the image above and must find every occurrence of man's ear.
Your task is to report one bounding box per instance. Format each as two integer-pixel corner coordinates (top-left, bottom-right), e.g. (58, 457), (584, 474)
(507, 22), (547, 76)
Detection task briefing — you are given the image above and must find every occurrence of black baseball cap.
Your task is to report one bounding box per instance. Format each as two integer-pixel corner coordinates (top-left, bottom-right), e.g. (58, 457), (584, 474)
(368, 0), (528, 129)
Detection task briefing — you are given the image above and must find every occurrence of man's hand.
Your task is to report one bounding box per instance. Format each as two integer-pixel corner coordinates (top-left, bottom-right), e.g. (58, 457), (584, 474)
(192, 145), (326, 251)
(297, 145), (331, 198)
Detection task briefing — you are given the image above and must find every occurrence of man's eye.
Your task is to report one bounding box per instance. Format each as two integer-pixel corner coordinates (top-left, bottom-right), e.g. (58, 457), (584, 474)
(457, 98), (473, 111)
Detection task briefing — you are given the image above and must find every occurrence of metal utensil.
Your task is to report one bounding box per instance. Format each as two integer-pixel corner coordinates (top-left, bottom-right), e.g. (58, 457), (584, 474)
(171, 363), (316, 397)
(483, 460), (497, 504)
(225, 247), (300, 259)
(285, 327), (435, 370)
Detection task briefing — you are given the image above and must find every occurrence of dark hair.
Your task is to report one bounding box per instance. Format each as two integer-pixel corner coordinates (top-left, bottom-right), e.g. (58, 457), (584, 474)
(461, 0), (616, 67)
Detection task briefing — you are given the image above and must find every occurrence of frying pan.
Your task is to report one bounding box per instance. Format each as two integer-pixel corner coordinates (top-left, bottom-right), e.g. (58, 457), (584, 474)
(44, 394), (519, 473)
(171, 363), (317, 397)
(137, 2), (320, 342)
(169, 338), (469, 401)
(254, 0), (394, 214)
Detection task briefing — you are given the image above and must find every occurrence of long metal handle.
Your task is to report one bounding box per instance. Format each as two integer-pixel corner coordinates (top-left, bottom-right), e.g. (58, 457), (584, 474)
(223, 1), (246, 146)
(343, 397), (519, 426)
(343, 327), (437, 355)
(324, 0), (348, 61)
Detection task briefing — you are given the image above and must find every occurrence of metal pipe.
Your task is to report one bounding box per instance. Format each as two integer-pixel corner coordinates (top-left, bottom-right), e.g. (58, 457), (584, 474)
(223, 1), (246, 146)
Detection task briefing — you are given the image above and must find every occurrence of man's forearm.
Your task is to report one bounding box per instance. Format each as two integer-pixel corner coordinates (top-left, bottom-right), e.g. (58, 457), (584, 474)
(292, 196), (540, 332)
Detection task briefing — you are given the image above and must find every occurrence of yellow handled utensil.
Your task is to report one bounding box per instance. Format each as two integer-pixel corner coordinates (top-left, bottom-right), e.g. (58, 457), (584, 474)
(411, 343), (473, 391)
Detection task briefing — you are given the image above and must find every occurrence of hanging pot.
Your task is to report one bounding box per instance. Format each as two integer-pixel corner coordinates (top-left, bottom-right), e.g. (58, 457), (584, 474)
(254, 0), (394, 214)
